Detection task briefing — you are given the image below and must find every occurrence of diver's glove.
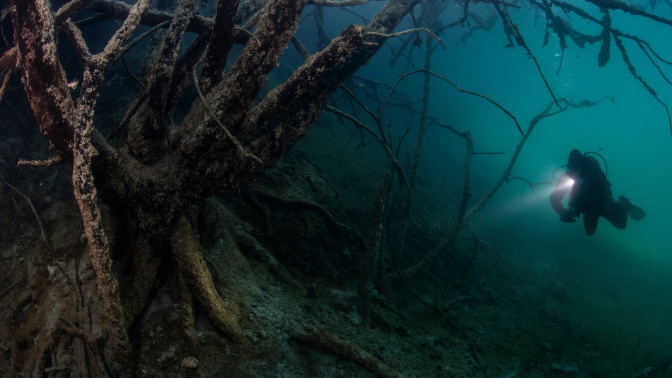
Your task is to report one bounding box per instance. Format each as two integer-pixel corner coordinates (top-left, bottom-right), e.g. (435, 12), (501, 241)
(560, 208), (577, 223)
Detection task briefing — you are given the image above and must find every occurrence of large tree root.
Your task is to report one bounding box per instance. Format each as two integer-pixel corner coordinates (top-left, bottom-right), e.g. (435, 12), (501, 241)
(292, 326), (403, 378)
(170, 216), (247, 345)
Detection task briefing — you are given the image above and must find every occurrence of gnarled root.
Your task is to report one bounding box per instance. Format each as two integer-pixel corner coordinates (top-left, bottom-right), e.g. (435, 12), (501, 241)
(170, 216), (247, 344)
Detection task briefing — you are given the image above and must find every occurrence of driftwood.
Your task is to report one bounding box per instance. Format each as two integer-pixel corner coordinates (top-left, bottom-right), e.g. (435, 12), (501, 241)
(292, 326), (403, 378)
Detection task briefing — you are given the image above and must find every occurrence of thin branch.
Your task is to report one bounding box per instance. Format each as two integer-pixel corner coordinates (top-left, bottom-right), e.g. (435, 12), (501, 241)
(507, 176), (552, 200)
(200, 0), (243, 92)
(398, 124), (475, 310)
(121, 57), (145, 90)
(290, 35), (311, 61)
(54, 0), (95, 23)
(383, 69), (522, 135)
(0, 52), (17, 103)
(498, 0), (560, 108)
(1, 175), (53, 253)
(366, 28), (446, 50)
(463, 226), (523, 282)
(74, 0), (213, 34)
(338, 85), (380, 125)
(0, 46), (17, 71)
(17, 156), (65, 167)
(113, 20), (170, 64)
(0, 281), (20, 299)
(61, 19), (92, 65)
(636, 41), (672, 86)
(585, 0), (672, 27)
(96, 0), (153, 74)
(309, 0), (369, 6)
(612, 34), (672, 133)
(338, 6), (370, 24)
(326, 106), (410, 191)
(192, 64), (263, 165)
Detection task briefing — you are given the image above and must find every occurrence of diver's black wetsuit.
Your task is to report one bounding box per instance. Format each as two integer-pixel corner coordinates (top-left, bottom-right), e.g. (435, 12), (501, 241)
(550, 149), (631, 236)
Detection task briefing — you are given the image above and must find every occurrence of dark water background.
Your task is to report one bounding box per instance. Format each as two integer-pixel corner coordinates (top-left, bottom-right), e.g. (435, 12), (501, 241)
(294, 0), (672, 365)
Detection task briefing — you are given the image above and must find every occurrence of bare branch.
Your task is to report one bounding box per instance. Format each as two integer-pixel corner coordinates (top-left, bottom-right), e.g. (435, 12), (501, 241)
(17, 156), (64, 167)
(122, 0), (198, 159)
(95, 0), (152, 79)
(54, 0), (95, 23)
(290, 35), (311, 60)
(326, 105), (410, 191)
(200, 0), (242, 92)
(309, 0), (369, 6)
(366, 28), (446, 50)
(612, 34), (672, 133)
(1, 175), (53, 253)
(242, 23), (367, 138)
(61, 19), (92, 65)
(497, 0), (560, 108)
(0, 50), (17, 103)
(193, 64), (263, 165)
(114, 20), (170, 64)
(382, 69), (522, 135)
(586, 0), (672, 27)
(70, 0), (213, 34)
(0, 46), (17, 71)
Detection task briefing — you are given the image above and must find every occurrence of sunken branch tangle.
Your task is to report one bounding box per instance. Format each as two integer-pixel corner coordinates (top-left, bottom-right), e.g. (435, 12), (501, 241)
(9, 0), (419, 372)
(5, 0), (672, 375)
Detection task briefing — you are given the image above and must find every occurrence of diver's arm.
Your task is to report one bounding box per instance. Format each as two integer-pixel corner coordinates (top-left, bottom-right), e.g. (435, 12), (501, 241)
(550, 173), (571, 214)
(550, 173), (576, 222)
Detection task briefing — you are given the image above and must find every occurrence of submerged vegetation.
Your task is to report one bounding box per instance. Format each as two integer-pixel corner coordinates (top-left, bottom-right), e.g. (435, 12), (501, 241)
(1, 0), (671, 376)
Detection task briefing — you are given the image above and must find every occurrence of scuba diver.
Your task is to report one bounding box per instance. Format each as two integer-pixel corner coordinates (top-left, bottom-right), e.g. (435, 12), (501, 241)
(550, 149), (646, 236)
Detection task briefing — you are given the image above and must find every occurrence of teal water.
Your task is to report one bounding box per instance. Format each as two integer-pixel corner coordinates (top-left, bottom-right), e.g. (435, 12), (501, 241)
(302, 0), (672, 367)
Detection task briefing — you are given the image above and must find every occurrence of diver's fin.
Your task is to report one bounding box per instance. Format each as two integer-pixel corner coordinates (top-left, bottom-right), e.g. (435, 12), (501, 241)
(628, 202), (646, 220)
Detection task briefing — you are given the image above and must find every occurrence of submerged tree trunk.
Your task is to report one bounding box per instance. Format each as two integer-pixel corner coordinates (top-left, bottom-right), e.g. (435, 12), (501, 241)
(7, 0), (418, 372)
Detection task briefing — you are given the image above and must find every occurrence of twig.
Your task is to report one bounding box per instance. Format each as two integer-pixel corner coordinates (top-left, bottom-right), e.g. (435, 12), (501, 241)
(338, 6), (370, 24)
(507, 176), (552, 200)
(114, 20), (170, 64)
(17, 156), (64, 167)
(383, 70), (522, 135)
(121, 57), (145, 90)
(464, 229), (523, 283)
(309, 0), (369, 6)
(0, 66), (15, 105)
(498, 0), (561, 109)
(366, 28), (446, 50)
(636, 41), (672, 86)
(0, 280), (20, 299)
(1, 175), (53, 254)
(0, 49), (17, 103)
(338, 85), (380, 124)
(613, 34), (672, 133)
(585, 0), (672, 27)
(192, 63), (263, 165)
(325, 106), (410, 191)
